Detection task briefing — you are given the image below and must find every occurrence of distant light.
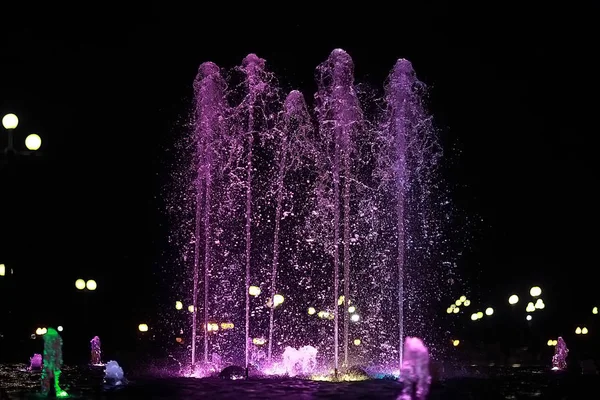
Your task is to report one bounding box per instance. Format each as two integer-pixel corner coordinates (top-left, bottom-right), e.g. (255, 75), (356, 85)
(175, 337), (183, 343)
(526, 315), (532, 321)
(534, 299), (545, 309)
(348, 306), (356, 313)
(75, 279), (85, 290)
(249, 286), (261, 297)
(273, 294), (284, 306)
(530, 286), (542, 297)
(526, 302), (535, 313)
(207, 323), (219, 332)
(485, 307), (494, 316)
(57, 326), (63, 332)
(353, 339), (361, 346)
(552, 340), (557, 346)
(575, 327), (582, 334)
(582, 327), (588, 335)
(547, 339), (553, 346)
(308, 307), (316, 315)
(452, 339), (460, 347)
(476, 311), (483, 319)
(25, 134), (42, 151)
(220, 322), (234, 329)
(471, 313), (478, 321)
(86, 280), (97, 291)
(593, 307), (598, 315)
(253, 337), (266, 345)
(455, 300), (461, 306)
(463, 300), (471, 306)
(350, 314), (360, 322)
(2, 113), (18, 130)
(188, 305), (195, 313)
(138, 323), (149, 332)
(35, 328), (44, 335)
(338, 295), (345, 306)
(0, 264), (5, 276)
(508, 295), (519, 305)
(446, 307), (453, 314)
(459, 296), (466, 302)
(453, 307), (460, 314)
(175, 301), (183, 310)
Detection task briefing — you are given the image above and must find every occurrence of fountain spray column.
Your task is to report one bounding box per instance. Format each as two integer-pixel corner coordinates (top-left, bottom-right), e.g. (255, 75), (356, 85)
(385, 59), (417, 369)
(316, 49), (362, 370)
(267, 91), (312, 362)
(241, 54), (267, 370)
(191, 62), (227, 365)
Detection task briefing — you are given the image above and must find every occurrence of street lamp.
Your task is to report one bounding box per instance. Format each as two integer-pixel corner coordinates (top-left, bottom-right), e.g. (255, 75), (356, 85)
(2, 112), (42, 155)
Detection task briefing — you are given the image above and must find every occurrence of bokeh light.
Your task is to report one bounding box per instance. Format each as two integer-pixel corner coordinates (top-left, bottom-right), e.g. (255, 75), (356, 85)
(25, 133), (42, 151)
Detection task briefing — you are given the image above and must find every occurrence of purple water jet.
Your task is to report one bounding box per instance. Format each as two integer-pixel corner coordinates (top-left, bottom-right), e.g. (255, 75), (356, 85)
(552, 336), (568, 370)
(90, 335), (102, 365)
(267, 90), (314, 362)
(176, 48), (443, 373)
(314, 48), (364, 370)
(191, 61), (228, 365)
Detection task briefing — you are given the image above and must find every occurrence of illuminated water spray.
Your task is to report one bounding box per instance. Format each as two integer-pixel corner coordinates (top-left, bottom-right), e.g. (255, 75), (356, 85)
(40, 328), (68, 398)
(177, 48), (444, 373)
(191, 61), (228, 365)
(314, 49), (364, 370)
(267, 90), (314, 362)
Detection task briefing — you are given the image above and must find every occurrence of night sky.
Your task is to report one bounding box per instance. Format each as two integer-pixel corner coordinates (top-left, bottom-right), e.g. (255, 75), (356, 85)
(0, 4), (597, 358)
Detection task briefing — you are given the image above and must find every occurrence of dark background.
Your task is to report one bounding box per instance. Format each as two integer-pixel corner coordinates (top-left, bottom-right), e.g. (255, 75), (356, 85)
(0, 3), (597, 363)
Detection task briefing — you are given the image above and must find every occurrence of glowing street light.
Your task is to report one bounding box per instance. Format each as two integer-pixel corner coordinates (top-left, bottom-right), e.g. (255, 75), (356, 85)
(175, 301), (183, 310)
(353, 339), (361, 346)
(526, 315), (532, 321)
(138, 323), (149, 332)
(86, 280), (97, 291)
(446, 307), (453, 314)
(348, 306), (356, 313)
(25, 134), (42, 151)
(575, 327), (582, 334)
(534, 299), (545, 309)
(526, 302), (535, 313)
(459, 295), (466, 302)
(57, 326), (63, 332)
(582, 327), (589, 335)
(453, 307), (460, 314)
(593, 307), (598, 315)
(249, 286), (261, 296)
(273, 294), (284, 307)
(2, 113), (18, 130)
(75, 279), (86, 290)
(452, 339), (460, 347)
(485, 307), (494, 316)
(463, 299), (471, 306)
(471, 313), (479, 321)
(508, 295), (519, 305)
(308, 307), (316, 315)
(188, 305), (195, 313)
(530, 286), (542, 297)
(350, 314), (360, 322)
(476, 311), (483, 319)
(0, 264), (5, 276)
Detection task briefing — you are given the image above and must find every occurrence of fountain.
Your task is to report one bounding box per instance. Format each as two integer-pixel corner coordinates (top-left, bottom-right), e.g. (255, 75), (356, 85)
(104, 360), (126, 386)
(28, 353), (42, 371)
(552, 336), (568, 370)
(40, 327), (68, 397)
(90, 335), (102, 365)
(176, 48), (442, 375)
(398, 337), (431, 400)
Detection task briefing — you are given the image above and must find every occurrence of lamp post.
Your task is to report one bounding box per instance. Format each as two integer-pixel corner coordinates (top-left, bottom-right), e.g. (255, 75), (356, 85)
(2, 113), (42, 156)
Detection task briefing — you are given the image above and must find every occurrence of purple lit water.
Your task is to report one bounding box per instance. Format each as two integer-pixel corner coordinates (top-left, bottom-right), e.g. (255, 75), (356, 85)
(169, 48), (450, 373)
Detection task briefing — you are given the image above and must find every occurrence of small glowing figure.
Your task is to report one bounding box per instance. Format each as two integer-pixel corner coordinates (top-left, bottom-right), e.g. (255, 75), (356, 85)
(40, 327), (68, 397)
(91, 336), (102, 365)
(551, 336), (568, 370)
